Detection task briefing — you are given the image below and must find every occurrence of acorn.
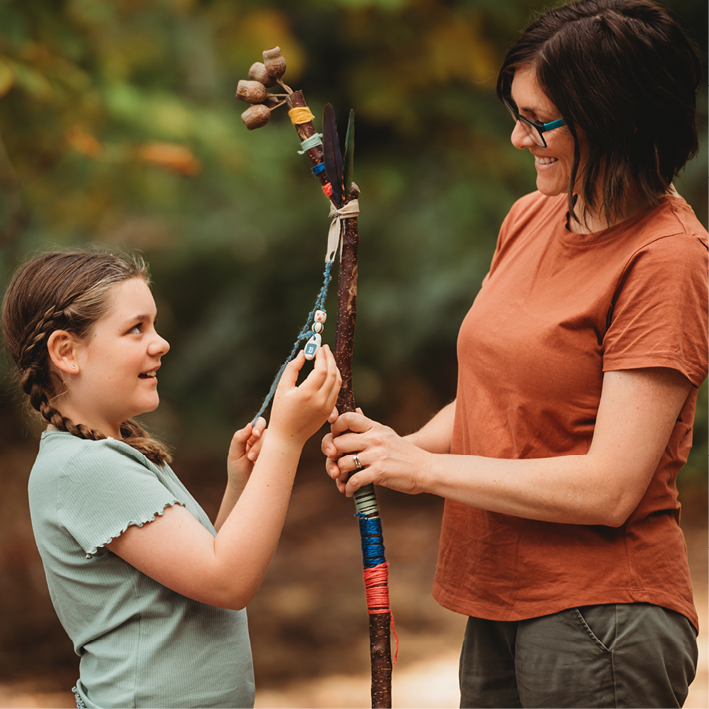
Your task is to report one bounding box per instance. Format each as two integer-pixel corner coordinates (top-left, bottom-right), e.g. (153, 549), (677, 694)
(248, 62), (276, 88)
(236, 79), (268, 104)
(241, 104), (271, 130)
(263, 46), (286, 79)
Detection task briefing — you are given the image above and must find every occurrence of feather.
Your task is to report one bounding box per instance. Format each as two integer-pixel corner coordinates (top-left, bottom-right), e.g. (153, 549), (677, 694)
(343, 109), (355, 198)
(322, 103), (343, 206)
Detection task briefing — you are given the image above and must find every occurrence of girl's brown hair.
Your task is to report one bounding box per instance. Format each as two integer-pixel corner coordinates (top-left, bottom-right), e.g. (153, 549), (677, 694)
(496, 0), (702, 226)
(2, 250), (172, 465)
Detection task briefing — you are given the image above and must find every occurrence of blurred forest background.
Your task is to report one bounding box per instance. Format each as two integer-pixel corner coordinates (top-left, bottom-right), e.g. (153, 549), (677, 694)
(0, 0), (706, 706)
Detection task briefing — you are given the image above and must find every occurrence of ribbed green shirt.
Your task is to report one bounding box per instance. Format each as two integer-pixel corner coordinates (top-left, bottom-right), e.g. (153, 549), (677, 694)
(28, 430), (255, 708)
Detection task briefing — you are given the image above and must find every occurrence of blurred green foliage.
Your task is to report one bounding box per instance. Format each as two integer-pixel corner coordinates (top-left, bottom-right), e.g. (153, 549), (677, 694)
(0, 0), (706, 485)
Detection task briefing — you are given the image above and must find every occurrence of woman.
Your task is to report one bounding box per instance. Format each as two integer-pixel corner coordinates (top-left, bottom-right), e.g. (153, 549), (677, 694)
(322, 0), (707, 706)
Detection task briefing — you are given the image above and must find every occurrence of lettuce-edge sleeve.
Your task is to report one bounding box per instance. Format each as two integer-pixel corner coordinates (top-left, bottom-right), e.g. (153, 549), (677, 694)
(57, 438), (185, 559)
(604, 233), (708, 388)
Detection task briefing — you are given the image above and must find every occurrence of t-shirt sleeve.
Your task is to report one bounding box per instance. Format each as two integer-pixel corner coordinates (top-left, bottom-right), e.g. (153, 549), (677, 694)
(603, 233), (708, 387)
(57, 439), (186, 558)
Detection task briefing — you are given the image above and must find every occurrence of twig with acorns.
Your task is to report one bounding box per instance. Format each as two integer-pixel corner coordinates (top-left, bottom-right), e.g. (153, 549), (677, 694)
(236, 47), (396, 709)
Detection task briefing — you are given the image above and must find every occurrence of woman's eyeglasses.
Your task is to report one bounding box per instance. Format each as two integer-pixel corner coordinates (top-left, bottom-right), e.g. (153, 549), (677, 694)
(502, 94), (567, 148)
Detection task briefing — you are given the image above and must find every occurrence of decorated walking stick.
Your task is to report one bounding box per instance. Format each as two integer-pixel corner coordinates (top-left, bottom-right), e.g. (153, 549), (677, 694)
(237, 47), (397, 708)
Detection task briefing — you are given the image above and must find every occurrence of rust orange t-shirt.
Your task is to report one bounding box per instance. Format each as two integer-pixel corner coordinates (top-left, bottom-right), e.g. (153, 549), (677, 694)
(433, 192), (708, 632)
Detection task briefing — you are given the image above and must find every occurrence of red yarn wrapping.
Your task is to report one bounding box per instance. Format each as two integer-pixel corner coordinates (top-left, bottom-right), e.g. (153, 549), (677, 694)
(322, 182), (333, 197)
(363, 562), (399, 664)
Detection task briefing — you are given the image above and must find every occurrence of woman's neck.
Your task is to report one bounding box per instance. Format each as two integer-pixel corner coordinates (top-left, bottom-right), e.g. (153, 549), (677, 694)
(568, 188), (659, 235)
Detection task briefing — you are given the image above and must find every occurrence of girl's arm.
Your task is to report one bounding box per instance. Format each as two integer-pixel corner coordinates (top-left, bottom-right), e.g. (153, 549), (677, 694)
(107, 346), (341, 610)
(325, 367), (691, 528)
(214, 418), (267, 533)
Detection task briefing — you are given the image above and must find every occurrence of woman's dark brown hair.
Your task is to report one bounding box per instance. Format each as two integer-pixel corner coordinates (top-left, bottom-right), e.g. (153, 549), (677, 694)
(2, 250), (172, 465)
(496, 0), (702, 226)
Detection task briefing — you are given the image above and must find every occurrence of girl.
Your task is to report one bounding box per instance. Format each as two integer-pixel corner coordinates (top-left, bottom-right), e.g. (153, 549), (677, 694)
(2, 250), (341, 709)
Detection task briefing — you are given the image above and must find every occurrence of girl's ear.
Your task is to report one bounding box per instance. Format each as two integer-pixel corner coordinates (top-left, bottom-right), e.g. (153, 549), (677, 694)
(47, 330), (80, 374)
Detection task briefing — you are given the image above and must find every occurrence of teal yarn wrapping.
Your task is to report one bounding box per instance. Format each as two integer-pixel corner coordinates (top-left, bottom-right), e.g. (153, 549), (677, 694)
(251, 258), (334, 426)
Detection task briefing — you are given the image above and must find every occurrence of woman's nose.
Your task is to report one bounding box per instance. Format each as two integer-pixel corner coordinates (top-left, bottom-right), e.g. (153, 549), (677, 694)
(511, 121), (536, 150)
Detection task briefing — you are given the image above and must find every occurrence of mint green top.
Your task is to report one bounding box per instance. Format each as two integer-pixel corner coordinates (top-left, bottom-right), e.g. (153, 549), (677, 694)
(28, 430), (255, 709)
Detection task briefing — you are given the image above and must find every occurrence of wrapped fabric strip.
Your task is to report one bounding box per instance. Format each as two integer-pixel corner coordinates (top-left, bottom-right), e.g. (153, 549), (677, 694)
(326, 199), (360, 262)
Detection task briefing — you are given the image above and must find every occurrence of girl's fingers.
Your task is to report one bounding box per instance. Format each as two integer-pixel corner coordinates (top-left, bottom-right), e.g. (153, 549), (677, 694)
(247, 429), (267, 461)
(279, 351), (306, 390)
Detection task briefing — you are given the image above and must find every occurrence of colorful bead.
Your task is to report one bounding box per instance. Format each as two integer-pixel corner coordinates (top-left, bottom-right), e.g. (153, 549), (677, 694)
(312, 321), (324, 334)
(304, 333), (322, 360)
(314, 310), (327, 324)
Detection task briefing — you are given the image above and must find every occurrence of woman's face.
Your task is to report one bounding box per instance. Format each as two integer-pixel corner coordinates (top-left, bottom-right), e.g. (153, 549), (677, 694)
(508, 65), (581, 199)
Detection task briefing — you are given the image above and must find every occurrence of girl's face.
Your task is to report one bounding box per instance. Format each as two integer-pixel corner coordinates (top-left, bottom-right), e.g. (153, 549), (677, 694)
(509, 65), (581, 200)
(68, 278), (170, 438)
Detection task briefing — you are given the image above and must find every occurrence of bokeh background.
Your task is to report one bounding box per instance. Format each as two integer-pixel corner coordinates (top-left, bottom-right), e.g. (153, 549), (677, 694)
(0, 0), (706, 706)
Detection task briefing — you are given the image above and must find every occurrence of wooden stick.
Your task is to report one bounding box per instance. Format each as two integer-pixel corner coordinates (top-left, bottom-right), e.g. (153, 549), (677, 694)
(285, 89), (394, 708)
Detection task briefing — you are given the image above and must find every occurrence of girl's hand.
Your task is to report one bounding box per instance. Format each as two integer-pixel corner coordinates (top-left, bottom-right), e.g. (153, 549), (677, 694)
(269, 346), (341, 447)
(322, 411), (431, 497)
(226, 417), (267, 494)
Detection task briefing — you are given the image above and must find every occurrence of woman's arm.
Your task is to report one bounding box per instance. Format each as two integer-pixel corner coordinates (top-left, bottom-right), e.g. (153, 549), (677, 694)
(326, 368), (691, 528)
(107, 347), (341, 610)
(404, 400), (456, 454)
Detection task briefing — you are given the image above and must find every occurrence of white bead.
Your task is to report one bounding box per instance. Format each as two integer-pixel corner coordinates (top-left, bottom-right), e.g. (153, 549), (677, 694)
(312, 321), (324, 334)
(314, 309), (327, 324)
(304, 333), (322, 360)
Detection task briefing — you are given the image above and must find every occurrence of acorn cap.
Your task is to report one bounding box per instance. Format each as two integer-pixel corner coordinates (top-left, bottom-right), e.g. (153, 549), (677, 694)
(248, 62), (276, 88)
(236, 79), (268, 104)
(241, 104), (271, 130)
(263, 46), (286, 79)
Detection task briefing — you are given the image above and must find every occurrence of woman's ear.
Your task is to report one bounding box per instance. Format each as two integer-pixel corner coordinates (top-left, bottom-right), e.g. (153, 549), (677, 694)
(47, 330), (80, 374)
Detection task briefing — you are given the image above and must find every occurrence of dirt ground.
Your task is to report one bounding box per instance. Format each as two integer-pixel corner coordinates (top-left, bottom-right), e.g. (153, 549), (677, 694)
(0, 446), (706, 709)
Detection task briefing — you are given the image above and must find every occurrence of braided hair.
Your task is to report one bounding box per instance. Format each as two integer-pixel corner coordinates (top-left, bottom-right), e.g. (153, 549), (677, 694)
(2, 251), (172, 465)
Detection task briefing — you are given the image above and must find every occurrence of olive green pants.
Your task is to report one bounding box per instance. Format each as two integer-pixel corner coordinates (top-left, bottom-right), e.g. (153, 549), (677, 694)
(459, 604), (697, 708)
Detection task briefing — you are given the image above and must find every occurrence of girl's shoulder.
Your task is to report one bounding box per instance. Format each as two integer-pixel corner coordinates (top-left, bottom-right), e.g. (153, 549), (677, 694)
(31, 430), (168, 497)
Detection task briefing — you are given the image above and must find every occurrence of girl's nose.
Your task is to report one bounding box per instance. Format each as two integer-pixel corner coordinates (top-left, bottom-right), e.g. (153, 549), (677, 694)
(149, 334), (170, 356)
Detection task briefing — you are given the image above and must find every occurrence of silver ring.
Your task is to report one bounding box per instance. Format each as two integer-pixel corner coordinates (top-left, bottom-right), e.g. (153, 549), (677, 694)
(352, 453), (362, 470)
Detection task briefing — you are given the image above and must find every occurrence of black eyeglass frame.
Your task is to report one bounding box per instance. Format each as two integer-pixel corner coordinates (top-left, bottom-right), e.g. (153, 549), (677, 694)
(502, 93), (567, 148)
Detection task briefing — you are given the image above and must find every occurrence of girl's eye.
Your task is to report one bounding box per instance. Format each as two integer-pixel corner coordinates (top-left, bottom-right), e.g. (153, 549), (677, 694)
(129, 323), (143, 334)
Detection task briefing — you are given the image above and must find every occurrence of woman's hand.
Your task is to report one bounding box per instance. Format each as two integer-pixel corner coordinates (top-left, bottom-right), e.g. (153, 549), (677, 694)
(322, 411), (432, 497)
(269, 346), (341, 447)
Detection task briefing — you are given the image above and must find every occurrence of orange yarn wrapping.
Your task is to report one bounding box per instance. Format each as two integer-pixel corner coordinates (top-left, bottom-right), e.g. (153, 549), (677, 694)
(288, 106), (316, 125)
(363, 562), (399, 664)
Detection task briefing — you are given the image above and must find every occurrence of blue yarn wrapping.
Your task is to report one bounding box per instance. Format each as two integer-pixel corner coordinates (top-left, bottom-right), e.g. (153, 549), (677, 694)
(356, 513), (386, 568)
(251, 259), (334, 426)
(311, 162), (326, 176)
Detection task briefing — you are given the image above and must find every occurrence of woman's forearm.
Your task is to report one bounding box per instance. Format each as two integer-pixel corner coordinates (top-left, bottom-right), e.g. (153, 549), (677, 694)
(404, 400), (456, 454)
